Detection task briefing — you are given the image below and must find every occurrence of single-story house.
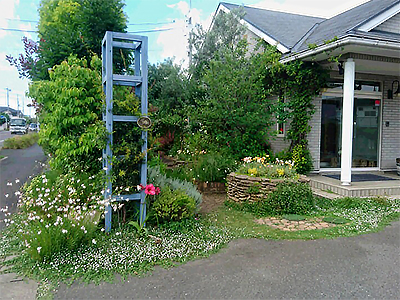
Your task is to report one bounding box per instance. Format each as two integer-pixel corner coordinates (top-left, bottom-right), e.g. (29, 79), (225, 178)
(218, 0), (400, 185)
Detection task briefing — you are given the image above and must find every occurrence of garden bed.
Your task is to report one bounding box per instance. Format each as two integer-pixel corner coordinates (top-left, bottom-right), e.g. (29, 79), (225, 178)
(227, 172), (310, 203)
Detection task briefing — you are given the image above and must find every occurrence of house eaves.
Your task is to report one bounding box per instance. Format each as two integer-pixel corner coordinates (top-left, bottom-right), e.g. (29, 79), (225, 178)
(295, 0), (399, 52)
(280, 34), (400, 64)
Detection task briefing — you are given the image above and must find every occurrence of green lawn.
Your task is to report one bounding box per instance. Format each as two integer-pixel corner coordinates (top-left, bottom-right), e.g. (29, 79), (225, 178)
(1, 195), (399, 299)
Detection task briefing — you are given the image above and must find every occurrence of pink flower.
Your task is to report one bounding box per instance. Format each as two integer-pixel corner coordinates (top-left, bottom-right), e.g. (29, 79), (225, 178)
(145, 184), (156, 195)
(155, 187), (161, 195)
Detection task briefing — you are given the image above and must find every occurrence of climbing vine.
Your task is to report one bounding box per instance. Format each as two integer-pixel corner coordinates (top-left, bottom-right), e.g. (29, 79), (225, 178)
(268, 58), (329, 148)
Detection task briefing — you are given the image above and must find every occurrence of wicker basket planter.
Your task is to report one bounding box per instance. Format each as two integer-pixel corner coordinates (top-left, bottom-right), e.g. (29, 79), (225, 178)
(227, 172), (309, 203)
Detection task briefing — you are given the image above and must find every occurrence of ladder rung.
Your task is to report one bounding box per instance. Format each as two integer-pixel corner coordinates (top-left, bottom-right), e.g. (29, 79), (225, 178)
(112, 193), (141, 202)
(113, 115), (138, 122)
(112, 41), (140, 50)
(113, 74), (142, 86)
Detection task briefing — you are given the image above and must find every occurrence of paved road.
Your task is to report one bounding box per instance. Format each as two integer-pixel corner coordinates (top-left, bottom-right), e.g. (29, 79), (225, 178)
(0, 143), (47, 229)
(55, 221), (400, 299)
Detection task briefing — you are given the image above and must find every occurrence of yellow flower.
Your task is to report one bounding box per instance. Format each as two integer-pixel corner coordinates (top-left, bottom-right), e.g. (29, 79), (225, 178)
(276, 168), (285, 177)
(248, 168), (258, 176)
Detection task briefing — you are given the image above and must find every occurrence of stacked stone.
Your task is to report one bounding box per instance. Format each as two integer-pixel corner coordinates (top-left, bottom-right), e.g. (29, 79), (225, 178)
(227, 173), (310, 203)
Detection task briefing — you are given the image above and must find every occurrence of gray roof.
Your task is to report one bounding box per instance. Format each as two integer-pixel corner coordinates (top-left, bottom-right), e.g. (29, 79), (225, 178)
(297, 0), (400, 51)
(221, 0), (400, 54)
(220, 2), (325, 50)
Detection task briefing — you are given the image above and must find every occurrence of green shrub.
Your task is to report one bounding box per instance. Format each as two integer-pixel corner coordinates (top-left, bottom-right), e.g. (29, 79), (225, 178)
(16, 170), (103, 261)
(149, 187), (196, 224)
(192, 152), (238, 183)
(265, 182), (315, 215)
(148, 166), (202, 210)
(3, 133), (39, 149)
(291, 144), (313, 175)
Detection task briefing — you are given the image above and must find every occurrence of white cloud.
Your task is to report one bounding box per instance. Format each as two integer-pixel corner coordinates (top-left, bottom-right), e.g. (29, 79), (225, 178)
(0, 0), (19, 38)
(251, 0), (370, 18)
(156, 1), (213, 66)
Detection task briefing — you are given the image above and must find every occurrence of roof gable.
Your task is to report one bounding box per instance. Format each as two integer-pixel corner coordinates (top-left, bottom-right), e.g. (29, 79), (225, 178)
(357, 1), (400, 32)
(220, 2), (324, 52)
(296, 0), (400, 51)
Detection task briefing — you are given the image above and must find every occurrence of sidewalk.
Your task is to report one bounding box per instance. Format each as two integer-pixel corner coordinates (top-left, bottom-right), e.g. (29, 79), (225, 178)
(0, 272), (37, 300)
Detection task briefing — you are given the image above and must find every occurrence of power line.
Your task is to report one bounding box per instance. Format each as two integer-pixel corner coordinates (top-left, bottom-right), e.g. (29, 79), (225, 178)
(6, 18), (176, 27)
(127, 20), (175, 26)
(0, 27), (37, 33)
(6, 18), (38, 23)
(128, 27), (178, 34)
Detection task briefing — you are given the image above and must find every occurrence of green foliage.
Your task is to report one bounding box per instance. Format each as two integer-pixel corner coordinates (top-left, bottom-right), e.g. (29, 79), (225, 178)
(111, 89), (143, 191)
(28, 55), (106, 174)
(265, 182), (315, 215)
(149, 59), (194, 142)
(16, 170), (103, 261)
(246, 183), (261, 195)
(268, 60), (329, 148)
(191, 152), (238, 183)
(35, 0), (127, 80)
(322, 216), (349, 224)
(149, 186), (196, 224)
(188, 7), (246, 77)
(148, 166), (202, 209)
(0, 113), (10, 124)
(291, 144), (313, 174)
(282, 214), (306, 221)
(224, 182), (315, 217)
(3, 133), (39, 149)
(194, 41), (275, 159)
(235, 161), (298, 179)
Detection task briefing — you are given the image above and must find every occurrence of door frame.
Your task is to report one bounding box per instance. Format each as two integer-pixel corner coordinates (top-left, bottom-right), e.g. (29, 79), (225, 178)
(320, 89), (383, 172)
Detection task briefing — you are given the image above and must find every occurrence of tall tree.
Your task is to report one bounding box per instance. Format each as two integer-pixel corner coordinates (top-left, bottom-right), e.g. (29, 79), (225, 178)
(188, 7), (246, 78)
(7, 0), (127, 81)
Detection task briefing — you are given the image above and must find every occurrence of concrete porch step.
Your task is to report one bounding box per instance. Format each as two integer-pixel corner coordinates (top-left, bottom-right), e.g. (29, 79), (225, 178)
(309, 176), (400, 197)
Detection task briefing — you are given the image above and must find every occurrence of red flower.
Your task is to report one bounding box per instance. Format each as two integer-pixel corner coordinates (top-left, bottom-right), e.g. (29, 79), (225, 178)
(145, 184), (156, 195)
(155, 187), (161, 195)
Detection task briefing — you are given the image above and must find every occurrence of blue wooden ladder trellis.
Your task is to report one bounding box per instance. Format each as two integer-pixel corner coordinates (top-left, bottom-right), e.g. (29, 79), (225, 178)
(102, 31), (149, 232)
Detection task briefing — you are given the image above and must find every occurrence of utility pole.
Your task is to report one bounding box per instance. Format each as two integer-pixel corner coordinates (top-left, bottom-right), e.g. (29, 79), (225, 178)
(17, 95), (20, 116)
(187, 0), (193, 68)
(5, 88), (11, 108)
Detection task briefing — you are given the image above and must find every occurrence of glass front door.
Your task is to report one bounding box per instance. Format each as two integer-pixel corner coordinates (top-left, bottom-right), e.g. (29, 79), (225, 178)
(320, 96), (380, 168)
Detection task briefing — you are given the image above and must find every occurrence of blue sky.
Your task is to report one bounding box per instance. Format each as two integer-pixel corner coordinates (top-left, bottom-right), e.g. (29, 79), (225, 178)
(0, 0), (369, 116)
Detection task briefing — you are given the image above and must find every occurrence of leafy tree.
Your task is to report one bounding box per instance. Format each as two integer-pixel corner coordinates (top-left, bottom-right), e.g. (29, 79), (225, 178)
(148, 59), (196, 149)
(194, 41), (276, 158)
(27, 55), (106, 174)
(188, 7), (246, 78)
(7, 0), (127, 80)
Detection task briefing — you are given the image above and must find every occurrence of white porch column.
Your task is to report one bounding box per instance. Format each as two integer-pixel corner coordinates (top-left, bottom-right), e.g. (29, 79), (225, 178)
(340, 58), (355, 185)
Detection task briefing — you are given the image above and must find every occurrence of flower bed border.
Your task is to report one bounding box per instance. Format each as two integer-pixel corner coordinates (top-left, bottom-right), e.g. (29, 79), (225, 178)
(227, 172), (309, 203)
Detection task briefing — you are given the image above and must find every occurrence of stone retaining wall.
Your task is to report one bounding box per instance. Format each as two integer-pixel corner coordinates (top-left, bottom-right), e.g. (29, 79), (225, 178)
(227, 172), (309, 203)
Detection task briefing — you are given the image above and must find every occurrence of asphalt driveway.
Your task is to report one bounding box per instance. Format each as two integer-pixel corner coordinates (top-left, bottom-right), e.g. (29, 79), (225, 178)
(55, 221), (400, 299)
(0, 143), (47, 230)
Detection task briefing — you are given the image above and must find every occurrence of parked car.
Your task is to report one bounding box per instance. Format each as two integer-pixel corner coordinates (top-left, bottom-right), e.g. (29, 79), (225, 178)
(10, 118), (27, 134)
(28, 123), (38, 132)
